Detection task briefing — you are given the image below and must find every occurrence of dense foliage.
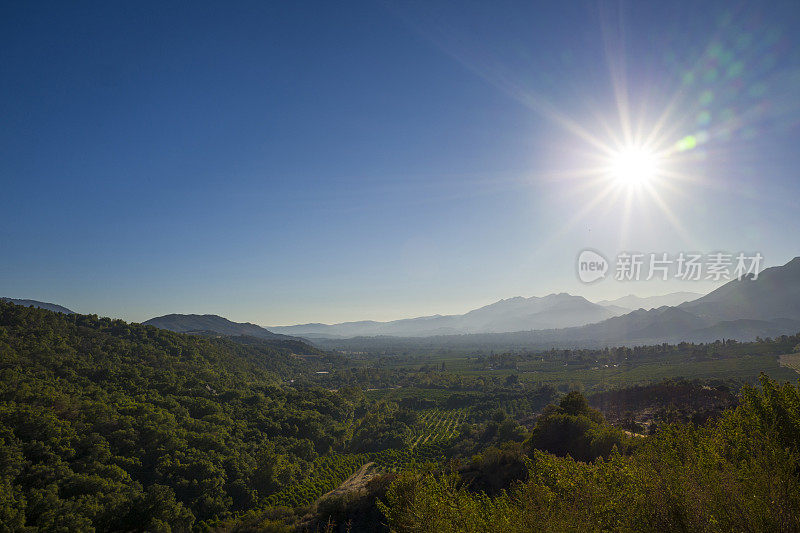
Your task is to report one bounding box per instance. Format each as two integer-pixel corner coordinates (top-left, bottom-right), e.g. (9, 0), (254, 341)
(0, 302), (355, 530)
(524, 391), (633, 462)
(2, 301), (799, 531)
(380, 375), (800, 532)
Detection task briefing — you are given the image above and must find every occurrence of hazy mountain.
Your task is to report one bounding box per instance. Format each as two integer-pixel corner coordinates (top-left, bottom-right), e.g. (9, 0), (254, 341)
(581, 258), (800, 343)
(519, 258), (800, 343)
(596, 292), (702, 311)
(457, 293), (627, 332)
(686, 318), (800, 343)
(317, 257), (800, 350)
(150, 257), (800, 349)
(143, 314), (298, 341)
(1, 298), (74, 314)
(679, 257), (800, 322)
(578, 305), (713, 342)
(599, 303), (636, 316)
(271, 293), (621, 338)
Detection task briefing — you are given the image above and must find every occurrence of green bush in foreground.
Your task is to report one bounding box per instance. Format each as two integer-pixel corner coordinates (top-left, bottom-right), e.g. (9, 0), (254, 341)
(380, 375), (800, 532)
(525, 390), (634, 462)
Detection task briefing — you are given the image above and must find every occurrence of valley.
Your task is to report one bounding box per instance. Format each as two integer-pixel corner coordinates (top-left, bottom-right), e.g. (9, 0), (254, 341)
(2, 299), (799, 530)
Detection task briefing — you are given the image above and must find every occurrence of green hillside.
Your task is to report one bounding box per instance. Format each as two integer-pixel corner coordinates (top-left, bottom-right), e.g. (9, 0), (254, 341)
(3, 300), (800, 532)
(0, 301), (352, 530)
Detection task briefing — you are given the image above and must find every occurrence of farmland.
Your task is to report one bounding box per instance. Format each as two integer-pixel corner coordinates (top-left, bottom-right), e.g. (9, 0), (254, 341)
(326, 337), (800, 395)
(261, 410), (469, 509)
(411, 408), (467, 447)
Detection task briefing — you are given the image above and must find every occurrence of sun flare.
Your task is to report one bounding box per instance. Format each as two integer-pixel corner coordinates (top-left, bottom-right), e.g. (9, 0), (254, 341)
(608, 146), (659, 187)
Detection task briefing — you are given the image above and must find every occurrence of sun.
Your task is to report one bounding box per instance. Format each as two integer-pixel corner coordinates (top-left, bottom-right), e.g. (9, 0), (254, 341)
(608, 146), (659, 187)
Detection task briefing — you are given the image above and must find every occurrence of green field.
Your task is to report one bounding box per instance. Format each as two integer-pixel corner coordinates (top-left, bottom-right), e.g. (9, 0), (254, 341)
(356, 350), (799, 397)
(514, 354), (799, 389)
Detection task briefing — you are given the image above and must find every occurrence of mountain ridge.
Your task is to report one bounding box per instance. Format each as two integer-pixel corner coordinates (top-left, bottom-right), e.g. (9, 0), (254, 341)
(143, 313), (301, 341)
(270, 293), (623, 338)
(0, 298), (74, 314)
(314, 257), (800, 349)
(271, 291), (706, 339)
(596, 292), (701, 311)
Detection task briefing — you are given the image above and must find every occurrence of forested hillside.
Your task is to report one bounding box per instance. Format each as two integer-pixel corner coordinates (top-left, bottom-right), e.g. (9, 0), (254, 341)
(0, 302), (354, 530)
(2, 301), (800, 532)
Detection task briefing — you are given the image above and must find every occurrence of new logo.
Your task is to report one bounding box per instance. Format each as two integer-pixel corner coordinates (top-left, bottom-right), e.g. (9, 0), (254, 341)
(577, 250), (609, 283)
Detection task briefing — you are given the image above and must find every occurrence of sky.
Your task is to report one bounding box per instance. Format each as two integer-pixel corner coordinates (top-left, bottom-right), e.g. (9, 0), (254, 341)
(2, 1), (800, 326)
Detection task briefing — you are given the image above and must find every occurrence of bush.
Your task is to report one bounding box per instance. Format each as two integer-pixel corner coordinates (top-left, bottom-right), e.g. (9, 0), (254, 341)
(525, 391), (632, 461)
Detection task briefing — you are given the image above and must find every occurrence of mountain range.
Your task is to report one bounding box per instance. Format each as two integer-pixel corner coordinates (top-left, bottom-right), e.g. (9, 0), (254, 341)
(269, 291), (703, 339)
(10, 257), (800, 348)
(314, 257), (800, 350)
(595, 292), (701, 312)
(269, 293), (631, 338)
(0, 298), (74, 314)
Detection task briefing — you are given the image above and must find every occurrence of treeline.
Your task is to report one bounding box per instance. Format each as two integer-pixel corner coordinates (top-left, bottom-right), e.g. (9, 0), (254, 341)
(317, 325), (800, 354)
(589, 379), (739, 431)
(481, 334), (800, 369)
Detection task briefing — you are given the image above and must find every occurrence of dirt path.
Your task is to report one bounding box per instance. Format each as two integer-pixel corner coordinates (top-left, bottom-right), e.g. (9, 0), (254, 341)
(320, 462), (376, 500)
(779, 353), (800, 374)
(295, 462), (378, 531)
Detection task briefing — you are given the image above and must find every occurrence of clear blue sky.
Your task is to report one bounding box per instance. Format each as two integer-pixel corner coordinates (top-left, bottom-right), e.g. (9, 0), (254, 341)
(2, 1), (799, 325)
